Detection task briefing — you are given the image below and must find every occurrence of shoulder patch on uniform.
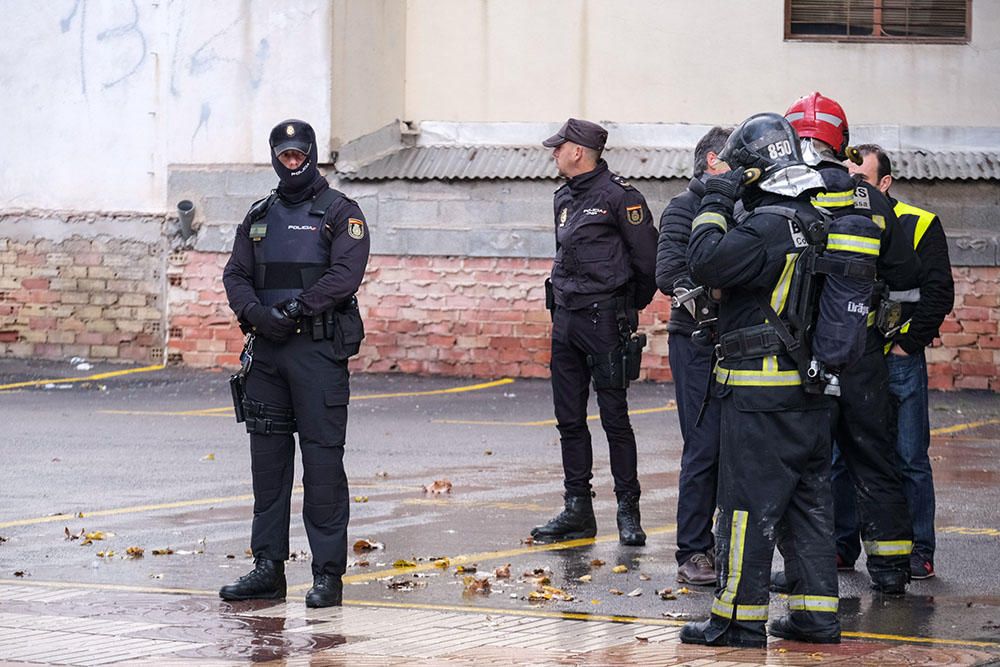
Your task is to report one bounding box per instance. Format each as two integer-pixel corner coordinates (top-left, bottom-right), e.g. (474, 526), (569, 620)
(347, 218), (366, 240)
(249, 222), (267, 241)
(559, 208), (568, 226)
(611, 175), (634, 190)
(626, 205), (644, 225)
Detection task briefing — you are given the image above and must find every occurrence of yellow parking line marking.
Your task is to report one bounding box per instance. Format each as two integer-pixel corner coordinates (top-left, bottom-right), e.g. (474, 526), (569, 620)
(0, 482), (415, 530)
(0, 579), (995, 649)
(0, 364), (166, 391)
(98, 378), (517, 417)
(932, 418), (1000, 436)
(434, 403), (676, 427)
(327, 526), (678, 590)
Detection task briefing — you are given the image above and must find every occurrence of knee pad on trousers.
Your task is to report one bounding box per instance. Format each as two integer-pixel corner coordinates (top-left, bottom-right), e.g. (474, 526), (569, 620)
(244, 400), (297, 435)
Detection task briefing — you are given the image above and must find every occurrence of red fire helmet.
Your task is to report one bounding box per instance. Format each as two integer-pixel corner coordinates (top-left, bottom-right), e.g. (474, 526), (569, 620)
(784, 92), (850, 160)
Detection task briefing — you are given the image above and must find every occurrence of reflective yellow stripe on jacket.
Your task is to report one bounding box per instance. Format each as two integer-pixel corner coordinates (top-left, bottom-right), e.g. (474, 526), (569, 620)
(812, 189), (854, 209)
(893, 201), (936, 249)
(692, 211), (728, 232)
(827, 233), (880, 256)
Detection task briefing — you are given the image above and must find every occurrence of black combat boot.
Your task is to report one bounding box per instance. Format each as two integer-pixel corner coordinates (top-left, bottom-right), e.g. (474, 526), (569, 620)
(616, 494), (646, 546)
(219, 559), (286, 601)
(530, 494), (597, 543)
(872, 570), (908, 596)
(305, 573), (343, 608)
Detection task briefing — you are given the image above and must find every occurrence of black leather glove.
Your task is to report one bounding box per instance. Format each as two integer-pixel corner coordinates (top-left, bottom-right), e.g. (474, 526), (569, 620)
(701, 170), (746, 212)
(244, 303), (296, 342)
(275, 298), (304, 321)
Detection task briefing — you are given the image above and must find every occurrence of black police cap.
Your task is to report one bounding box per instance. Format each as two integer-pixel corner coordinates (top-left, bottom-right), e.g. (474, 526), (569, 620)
(269, 119), (315, 156)
(542, 118), (608, 151)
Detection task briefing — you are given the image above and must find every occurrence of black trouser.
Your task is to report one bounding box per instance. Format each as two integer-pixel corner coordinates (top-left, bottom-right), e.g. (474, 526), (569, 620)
(707, 395), (838, 643)
(669, 332), (720, 565)
(550, 304), (639, 498)
(244, 332), (351, 577)
(829, 345), (912, 581)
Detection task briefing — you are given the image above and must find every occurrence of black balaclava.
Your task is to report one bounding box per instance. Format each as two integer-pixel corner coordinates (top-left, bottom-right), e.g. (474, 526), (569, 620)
(269, 119), (322, 202)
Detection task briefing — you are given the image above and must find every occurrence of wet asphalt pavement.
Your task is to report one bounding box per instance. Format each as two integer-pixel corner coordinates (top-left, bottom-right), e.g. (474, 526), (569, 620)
(1, 358), (999, 659)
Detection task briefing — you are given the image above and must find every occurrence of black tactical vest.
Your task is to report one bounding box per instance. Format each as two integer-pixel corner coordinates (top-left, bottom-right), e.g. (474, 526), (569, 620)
(250, 196), (330, 307)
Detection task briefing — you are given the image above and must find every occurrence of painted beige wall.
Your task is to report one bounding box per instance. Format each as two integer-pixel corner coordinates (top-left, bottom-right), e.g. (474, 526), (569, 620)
(399, 0), (1000, 127)
(330, 0), (406, 148)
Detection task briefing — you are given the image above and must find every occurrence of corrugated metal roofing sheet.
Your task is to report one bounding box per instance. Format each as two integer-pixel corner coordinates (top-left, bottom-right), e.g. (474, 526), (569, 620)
(337, 145), (1000, 181)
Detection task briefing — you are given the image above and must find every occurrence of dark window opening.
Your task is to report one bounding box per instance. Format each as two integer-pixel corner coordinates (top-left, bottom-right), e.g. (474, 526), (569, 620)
(786, 0), (970, 43)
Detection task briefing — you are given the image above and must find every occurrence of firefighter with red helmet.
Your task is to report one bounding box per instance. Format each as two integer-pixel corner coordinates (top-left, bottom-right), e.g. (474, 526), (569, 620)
(781, 92), (922, 595)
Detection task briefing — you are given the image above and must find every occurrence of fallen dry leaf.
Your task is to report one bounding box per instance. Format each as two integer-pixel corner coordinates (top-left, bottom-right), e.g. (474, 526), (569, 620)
(353, 539), (384, 553)
(0, 536), (7, 544)
(541, 585), (573, 601)
(423, 479), (452, 494)
(658, 587), (676, 600)
(64, 527), (84, 541)
(590, 559), (605, 567)
(809, 653), (825, 661)
(494, 564), (511, 579)
(520, 536), (534, 545)
(151, 548), (174, 556)
(591, 599), (600, 604)
(14, 570), (27, 577)
(577, 574), (592, 583)
(484, 450), (493, 456)
(612, 564), (628, 574)
(96, 550), (115, 558)
(455, 564), (477, 574)
(528, 590), (551, 602)
(639, 573), (651, 581)
(387, 578), (425, 591)
(201, 453), (215, 461)
(609, 588), (624, 595)
(124, 547), (143, 559)
(393, 559), (417, 568)
(677, 587), (691, 595)
(353, 496), (369, 503)
(463, 576), (491, 595)
(432, 557), (450, 569)
(627, 588), (643, 597)
(375, 471), (389, 478)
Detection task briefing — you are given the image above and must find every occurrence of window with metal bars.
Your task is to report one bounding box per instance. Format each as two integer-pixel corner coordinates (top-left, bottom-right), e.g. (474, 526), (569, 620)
(785, 0), (970, 43)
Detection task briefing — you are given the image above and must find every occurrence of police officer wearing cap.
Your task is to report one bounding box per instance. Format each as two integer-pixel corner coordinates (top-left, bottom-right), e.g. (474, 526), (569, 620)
(221, 119), (370, 607)
(530, 118), (657, 547)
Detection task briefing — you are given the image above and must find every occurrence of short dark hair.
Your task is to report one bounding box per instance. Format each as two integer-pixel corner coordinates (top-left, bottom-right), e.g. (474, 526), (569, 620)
(856, 143), (893, 181)
(693, 126), (733, 177)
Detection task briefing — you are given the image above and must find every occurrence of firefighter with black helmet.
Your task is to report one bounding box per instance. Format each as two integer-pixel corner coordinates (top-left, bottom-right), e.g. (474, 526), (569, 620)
(679, 112), (856, 648)
(783, 92), (921, 595)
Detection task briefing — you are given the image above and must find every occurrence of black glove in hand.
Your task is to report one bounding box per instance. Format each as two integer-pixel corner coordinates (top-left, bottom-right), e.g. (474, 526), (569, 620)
(701, 170), (745, 211)
(275, 298), (304, 321)
(245, 303), (297, 342)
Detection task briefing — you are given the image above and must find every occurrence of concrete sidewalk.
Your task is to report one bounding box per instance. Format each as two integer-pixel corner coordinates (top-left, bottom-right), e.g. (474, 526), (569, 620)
(1, 582), (997, 666)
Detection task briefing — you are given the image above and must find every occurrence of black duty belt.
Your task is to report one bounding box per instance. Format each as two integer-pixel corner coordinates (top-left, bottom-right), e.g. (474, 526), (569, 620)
(716, 324), (786, 361)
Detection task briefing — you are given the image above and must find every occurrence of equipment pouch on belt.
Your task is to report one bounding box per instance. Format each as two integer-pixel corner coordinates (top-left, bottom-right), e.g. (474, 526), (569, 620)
(875, 295), (903, 337)
(622, 332), (647, 383)
(330, 296), (365, 360)
(229, 334), (254, 423)
(544, 278), (555, 316)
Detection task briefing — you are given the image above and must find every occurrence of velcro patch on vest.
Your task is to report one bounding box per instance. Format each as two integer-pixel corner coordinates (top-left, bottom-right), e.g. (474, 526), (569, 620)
(787, 218), (808, 248)
(249, 222), (267, 241)
(348, 218), (366, 240)
(626, 205), (644, 225)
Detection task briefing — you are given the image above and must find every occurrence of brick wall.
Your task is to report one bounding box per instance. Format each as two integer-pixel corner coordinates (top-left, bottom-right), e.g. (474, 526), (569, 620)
(0, 229), (167, 364)
(929, 266), (1000, 391)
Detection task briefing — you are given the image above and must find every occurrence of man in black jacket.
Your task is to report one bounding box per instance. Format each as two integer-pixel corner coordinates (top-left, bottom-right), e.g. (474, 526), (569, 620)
(848, 144), (955, 580)
(784, 93), (921, 594)
(530, 118), (657, 547)
(655, 126), (731, 585)
(220, 119), (370, 607)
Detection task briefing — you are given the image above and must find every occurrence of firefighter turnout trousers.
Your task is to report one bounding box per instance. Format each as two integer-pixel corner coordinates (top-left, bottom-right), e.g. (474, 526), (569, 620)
(710, 394), (839, 642)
